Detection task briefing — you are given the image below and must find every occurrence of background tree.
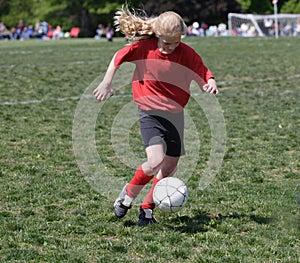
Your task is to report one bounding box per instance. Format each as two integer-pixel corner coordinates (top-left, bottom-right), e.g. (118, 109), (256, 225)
(281, 0), (300, 14)
(0, 0), (36, 27)
(248, 0), (273, 14)
(143, 0), (242, 24)
(0, 0), (298, 37)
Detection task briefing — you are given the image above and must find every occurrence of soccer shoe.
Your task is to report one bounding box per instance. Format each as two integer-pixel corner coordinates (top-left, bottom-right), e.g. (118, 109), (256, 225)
(114, 184), (133, 218)
(114, 200), (131, 218)
(138, 207), (157, 227)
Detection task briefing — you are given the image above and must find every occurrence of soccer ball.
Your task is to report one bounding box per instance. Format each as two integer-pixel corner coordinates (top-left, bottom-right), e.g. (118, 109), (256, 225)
(153, 177), (188, 213)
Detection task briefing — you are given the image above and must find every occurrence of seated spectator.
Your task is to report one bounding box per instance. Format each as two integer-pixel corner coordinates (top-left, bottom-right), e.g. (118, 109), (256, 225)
(34, 20), (43, 38)
(0, 22), (12, 40)
(206, 25), (218, 37)
(283, 23), (292, 36)
(191, 22), (201, 36)
(105, 24), (114, 41)
(218, 23), (228, 36)
(201, 22), (208, 36)
(264, 18), (274, 36)
(186, 25), (193, 36)
(95, 23), (104, 39)
(10, 27), (17, 39)
(186, 22), (205, 37)
(41, 21), (48, 36)
(22, 25), (34, 40)
(52, 25), (63, 40)
(16, 20), (24, 39)
(293, 19), (300, 36)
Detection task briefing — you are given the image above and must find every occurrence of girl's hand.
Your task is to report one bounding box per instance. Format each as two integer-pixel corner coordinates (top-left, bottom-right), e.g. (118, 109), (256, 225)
(93, 82), (115, 101)
(202, 78), (219, 95)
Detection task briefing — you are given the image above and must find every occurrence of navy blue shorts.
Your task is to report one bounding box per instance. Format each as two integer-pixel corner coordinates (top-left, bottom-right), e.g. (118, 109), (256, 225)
(138, 108), (185, 157)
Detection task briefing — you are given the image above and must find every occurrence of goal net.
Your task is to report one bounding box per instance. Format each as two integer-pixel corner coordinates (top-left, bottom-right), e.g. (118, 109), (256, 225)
(228, 13), (300, 37)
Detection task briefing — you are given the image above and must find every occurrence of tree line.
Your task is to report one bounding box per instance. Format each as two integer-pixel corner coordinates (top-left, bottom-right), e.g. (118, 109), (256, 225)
(0, 0), (299, 37)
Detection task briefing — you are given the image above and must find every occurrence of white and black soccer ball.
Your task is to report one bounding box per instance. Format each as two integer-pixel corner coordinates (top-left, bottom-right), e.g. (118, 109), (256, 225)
(153, 177), (188, 213)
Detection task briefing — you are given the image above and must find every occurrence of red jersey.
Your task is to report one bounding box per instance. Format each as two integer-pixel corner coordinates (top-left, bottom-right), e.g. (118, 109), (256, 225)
(114, 37), (214, 113)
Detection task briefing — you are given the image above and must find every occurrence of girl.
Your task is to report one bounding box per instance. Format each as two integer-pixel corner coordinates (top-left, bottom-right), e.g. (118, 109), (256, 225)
(93, 7), (219, 226)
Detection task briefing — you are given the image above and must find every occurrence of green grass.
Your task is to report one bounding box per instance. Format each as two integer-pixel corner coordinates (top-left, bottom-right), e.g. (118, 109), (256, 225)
(0, 37), (299, 262)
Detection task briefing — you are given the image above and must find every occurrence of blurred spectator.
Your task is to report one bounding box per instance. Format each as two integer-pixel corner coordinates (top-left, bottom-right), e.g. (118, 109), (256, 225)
(186, 25), (193, 36)
(186, 22), (207, 37)
(22, 25), (34, 40)
(95, 23), (104, 39)
(106, 24), (114, 41)
(34, 20), (43, 38)
(294, 19), (300, 36)
(0, 22), (12, 39)
(264, 18), (274, 36)
(238, 23), (256, 37)
(283, 22), (292, 36)
(206, 25), (218, 36)
(52, 25), (63, 40)
(41, 21), (48, 36)
(191, 22), (201, 36)
(218, 23), (228, 36)
(10, 27), (17, 39)
(16, 20), (24, 39)
(201, 22), (208, 36)
(195, 22), (205, 36)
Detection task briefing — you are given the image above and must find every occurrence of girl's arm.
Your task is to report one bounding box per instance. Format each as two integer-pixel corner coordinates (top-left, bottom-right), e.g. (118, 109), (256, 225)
(93, 53), (118, 101)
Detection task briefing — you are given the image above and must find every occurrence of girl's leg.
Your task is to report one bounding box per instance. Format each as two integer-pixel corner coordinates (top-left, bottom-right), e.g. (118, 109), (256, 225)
(114, 144), (165, 218)
(126, 144), (165, 198)
(156, 155), (180, 179)
(141, 155), (180, 210)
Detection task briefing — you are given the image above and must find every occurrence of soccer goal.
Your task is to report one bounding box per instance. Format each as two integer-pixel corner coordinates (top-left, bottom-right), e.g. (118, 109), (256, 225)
(228, 13), (300, 37)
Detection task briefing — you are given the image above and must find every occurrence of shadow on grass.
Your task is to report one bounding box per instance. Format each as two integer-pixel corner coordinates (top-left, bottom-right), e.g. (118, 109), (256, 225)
(123, 220), (137, 227)
(163, 211), (274, 234)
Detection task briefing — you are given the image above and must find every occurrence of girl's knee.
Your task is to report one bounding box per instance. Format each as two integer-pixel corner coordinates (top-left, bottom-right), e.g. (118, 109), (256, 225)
(143, 158), (163, 175)
(144, 144), (165, 175)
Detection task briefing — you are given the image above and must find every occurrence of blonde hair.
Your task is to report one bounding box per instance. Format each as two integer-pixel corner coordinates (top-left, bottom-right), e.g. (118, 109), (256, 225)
(114, 7), (187, 40)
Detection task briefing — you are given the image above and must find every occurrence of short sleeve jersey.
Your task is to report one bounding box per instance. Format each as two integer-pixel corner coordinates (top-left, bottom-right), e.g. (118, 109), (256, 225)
(114, 37), (214, 113)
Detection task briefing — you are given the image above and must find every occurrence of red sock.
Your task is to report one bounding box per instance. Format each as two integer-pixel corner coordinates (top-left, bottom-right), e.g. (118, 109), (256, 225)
(126, 165), (153, 198)
(141, 177), (160, 209)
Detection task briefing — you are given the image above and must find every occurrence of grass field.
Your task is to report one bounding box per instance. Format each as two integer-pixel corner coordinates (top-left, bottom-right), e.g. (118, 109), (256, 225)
(0, 36), (299, 262)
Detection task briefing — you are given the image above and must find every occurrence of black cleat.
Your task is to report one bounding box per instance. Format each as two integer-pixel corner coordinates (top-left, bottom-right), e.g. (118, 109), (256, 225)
(138, 207), (157, 227)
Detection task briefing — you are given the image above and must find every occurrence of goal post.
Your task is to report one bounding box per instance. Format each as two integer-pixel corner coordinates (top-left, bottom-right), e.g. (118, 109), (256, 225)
(228, 13), (300, 37)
